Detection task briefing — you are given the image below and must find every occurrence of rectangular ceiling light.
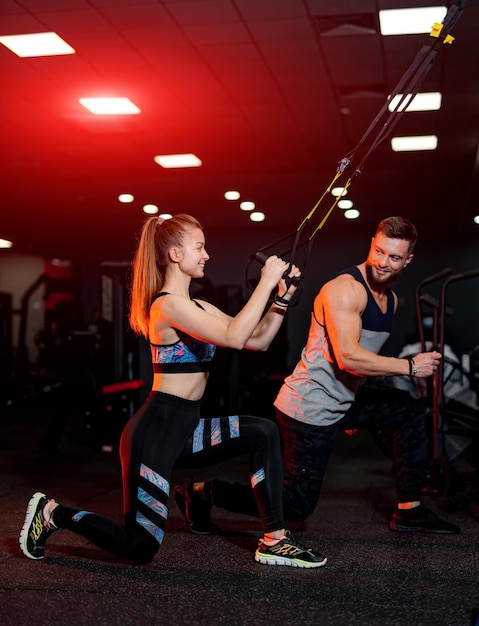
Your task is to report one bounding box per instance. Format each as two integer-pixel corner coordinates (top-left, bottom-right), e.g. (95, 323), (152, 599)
(379, 6), (447, 35)
(79, 97), (141, 115)
(0, 32), (75, 57)
(391, 135), (438, 152)
(388, 92), (442, 112)
(154, 154), (202, 168)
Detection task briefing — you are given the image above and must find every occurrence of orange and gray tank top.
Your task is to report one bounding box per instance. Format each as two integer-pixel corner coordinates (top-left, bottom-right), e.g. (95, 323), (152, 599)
(274, 266), (394, 426)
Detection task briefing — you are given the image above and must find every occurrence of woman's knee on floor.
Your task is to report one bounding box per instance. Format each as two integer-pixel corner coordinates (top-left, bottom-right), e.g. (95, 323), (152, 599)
(129, 528), (161, 564)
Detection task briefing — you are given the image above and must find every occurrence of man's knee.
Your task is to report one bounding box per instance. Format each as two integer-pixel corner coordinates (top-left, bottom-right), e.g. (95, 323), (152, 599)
(282, 475), (322, 521)
(283, 498), (315, 522)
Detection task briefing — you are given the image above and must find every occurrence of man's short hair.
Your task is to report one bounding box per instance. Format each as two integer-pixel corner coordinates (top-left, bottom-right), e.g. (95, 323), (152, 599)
(375, 216), (418, 253)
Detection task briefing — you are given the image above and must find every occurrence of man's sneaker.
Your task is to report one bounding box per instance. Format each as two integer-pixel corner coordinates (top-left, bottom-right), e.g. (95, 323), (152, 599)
(255, 531), (327, 568)
(173, 480), (220, 535)
(389, 503), (460, 534)
(19, 492), (58, 559)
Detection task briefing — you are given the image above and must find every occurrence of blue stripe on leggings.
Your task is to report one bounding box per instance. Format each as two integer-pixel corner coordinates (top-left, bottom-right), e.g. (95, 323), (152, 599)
(138, 487), (168, 519)
(138, 487), (168, 520)
(72, 510), (91, 522)
(229, 415), (240, 438)
(193, 419), (205, 453)
(211, 417), (221, 445)
(136, 511), (165, 543)
(136, 486), (168, 543)
(140, 463), (169, 496)
(251, 468), (265, 488)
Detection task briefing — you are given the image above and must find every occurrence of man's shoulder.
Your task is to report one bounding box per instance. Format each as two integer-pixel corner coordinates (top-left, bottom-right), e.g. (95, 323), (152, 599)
(317, 272), (367, 310)
(322, 270), (364, 293)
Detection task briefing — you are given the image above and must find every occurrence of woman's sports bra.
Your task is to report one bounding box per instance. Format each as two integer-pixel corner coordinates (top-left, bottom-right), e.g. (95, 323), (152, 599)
(150, 292), (216, 373)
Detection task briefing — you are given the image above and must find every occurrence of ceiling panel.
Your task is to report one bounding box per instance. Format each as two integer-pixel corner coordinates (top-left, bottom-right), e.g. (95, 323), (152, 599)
(0, 0), (477, 261)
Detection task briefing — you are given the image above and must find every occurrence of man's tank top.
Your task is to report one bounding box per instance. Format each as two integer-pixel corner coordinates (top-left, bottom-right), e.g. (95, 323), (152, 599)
(274, 266), (394, 426)
(150, 292), (216, 373)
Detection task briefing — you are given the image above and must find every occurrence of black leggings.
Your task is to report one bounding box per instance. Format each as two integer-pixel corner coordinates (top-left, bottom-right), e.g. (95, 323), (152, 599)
(52, 391), (284, 563)
(206, 385), (428, 522)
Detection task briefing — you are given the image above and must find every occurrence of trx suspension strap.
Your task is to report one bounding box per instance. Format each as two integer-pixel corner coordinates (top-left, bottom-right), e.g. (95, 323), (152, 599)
(247, 0), (467, 298)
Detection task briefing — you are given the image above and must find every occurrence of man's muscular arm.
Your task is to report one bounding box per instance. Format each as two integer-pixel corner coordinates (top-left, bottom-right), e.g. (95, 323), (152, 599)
(316, 276), (440, 378)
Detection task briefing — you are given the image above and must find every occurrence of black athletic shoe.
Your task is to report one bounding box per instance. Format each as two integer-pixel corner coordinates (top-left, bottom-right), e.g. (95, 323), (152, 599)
(173, 480), (221, 535)
(389, 503), (460, 534)
(255, 531), (327, 568)
(20, 492), (58, 559)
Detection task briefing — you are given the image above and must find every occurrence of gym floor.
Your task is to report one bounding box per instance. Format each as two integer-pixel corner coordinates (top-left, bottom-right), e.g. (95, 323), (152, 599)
(1, 401), (478, 626)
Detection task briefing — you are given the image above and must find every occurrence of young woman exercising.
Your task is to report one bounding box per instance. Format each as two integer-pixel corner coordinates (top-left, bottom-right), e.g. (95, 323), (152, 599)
(20, 214), (327, 568)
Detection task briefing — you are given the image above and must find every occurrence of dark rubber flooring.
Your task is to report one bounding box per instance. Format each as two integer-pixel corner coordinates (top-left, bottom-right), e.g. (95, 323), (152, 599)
(1, 402), (478, 626)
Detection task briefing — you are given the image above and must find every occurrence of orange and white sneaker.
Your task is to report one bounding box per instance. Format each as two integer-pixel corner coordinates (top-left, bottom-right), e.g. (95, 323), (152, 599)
(255, 531), (327, 568)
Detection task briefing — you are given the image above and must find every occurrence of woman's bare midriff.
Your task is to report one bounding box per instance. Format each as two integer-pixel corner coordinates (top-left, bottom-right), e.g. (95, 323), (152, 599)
(151, 372), (209, 401)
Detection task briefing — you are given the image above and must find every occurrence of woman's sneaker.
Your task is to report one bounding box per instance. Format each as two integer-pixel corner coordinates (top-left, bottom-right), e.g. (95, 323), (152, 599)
(255, 531), (327, 568)
(19, 492), (58, 559)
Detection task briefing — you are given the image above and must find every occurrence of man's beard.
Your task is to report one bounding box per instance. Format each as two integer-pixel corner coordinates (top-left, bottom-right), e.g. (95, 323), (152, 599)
(365, 263), (400, 288)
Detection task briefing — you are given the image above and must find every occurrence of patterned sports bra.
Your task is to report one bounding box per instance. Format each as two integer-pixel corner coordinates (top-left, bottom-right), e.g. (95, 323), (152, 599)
(150, 292), (216, 373)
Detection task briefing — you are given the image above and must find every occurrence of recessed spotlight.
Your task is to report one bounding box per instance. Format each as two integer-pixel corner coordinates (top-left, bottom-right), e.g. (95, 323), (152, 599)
(143, 204), (159, 215)
(224, 190), (240, 200)
(250, 212), (265, 222)
(240, 201), (255, 211)
(331, 187), (348, 197)
(338, 199), (353, 209)
(0, 238), (13, 249)
(118, 193), (134, 203)
(344, 209), (360, 220)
